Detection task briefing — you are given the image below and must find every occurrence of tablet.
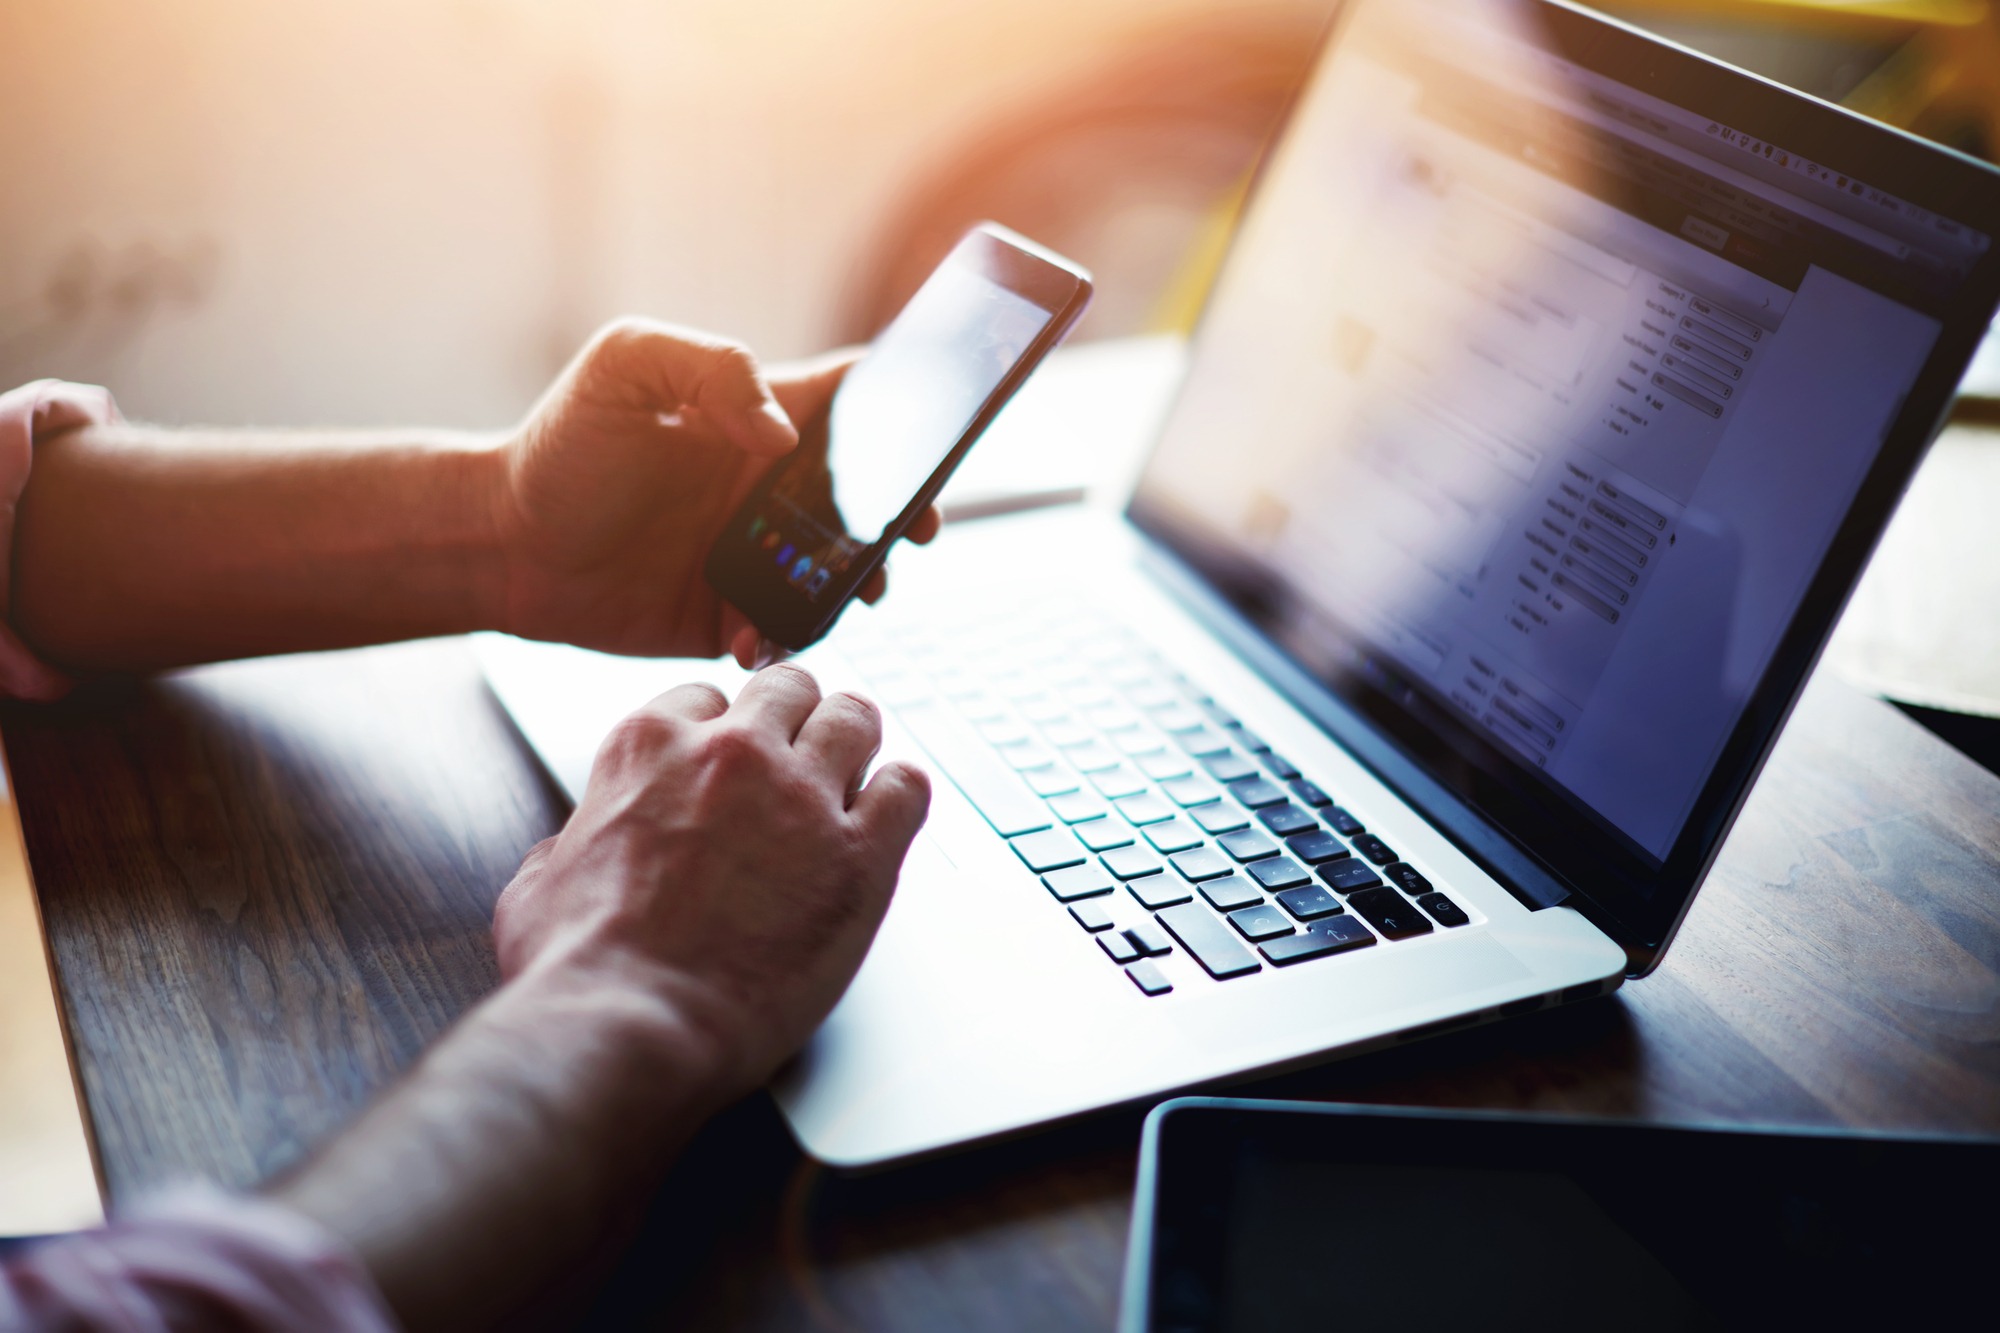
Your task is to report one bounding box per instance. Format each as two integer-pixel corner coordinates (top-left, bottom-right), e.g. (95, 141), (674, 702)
(1120, 1097), (1998, 1332)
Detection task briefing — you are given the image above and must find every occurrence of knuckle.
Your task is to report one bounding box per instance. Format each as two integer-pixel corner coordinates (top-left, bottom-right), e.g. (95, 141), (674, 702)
(598, 708), (679, 765)
(761, 661), (821, 697)
(710, 338), (758, 376)
(587, 317), (648, 360)
(826, 690), (881, 732)
(671, 681), (728, 717)
(700, 722), (771, 776)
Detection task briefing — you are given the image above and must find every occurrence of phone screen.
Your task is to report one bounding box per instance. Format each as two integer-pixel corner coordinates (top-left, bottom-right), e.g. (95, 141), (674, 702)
(741, 261), (1061, 604)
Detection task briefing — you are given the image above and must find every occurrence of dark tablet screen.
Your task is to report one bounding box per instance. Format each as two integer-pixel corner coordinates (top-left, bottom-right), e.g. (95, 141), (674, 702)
(1131, 1099), (2000, 1332)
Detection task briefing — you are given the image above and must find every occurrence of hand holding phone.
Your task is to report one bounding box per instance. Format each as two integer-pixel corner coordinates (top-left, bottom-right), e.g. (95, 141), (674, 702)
(705, 224), (1093, 651)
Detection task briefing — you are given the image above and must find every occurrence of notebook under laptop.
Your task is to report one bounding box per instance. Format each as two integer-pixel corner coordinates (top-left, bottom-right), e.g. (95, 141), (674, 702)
(481, 0), (2000, 1166)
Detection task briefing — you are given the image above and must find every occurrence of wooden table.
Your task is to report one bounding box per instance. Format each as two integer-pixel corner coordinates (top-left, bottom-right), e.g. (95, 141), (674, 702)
(9, 618), (2000, 1328)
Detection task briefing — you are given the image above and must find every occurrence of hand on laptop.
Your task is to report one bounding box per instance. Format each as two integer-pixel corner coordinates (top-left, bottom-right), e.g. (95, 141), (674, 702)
(273, 662), (930, 1328)
(496, 319), (943, 669)
(493, 663), (931, 1094)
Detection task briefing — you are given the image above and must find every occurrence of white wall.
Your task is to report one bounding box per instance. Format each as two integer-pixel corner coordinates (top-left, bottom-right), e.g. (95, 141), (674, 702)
(0, 0), (1319, 428)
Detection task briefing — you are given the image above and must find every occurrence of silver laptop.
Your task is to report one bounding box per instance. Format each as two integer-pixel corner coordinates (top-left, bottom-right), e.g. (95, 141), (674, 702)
(482, 0), (2000, 1167)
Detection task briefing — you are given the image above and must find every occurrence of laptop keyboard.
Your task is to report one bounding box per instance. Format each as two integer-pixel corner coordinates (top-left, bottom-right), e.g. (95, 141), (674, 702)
(841, 601), (1473, 997)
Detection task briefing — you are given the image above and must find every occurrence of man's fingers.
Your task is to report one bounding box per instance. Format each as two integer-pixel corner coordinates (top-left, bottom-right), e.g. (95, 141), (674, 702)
(595, 319), (797, 457)
(851, 760), (932, 864)
(907, 507), (943, 545)
(794, 692), (883, 793)
(732, 662), (822, 740)
(858, 569), (889, 605)
(649, 679), (731, 723)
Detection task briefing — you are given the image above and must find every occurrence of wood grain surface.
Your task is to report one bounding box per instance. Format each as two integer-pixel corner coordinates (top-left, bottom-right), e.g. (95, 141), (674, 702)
(8, 635), (1998, 1331)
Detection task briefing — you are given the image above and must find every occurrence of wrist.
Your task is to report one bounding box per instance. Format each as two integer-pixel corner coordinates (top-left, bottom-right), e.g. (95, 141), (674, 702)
(504, 931), (750, 1119)
(460, 433), (519, 636)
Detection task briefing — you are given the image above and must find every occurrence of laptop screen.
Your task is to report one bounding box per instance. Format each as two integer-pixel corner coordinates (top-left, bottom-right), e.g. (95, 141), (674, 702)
(1129, 0), (1998, 932)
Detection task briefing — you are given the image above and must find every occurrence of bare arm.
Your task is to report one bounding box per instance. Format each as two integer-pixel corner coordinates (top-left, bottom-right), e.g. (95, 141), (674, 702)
(12, 321), (938, 675)
(275, 665), (931, 1328)
(14, 425), (506, 671)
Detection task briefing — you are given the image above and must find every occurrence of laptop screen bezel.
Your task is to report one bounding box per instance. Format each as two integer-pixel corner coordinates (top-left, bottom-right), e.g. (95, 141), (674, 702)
(1124, 0), (2000, 967)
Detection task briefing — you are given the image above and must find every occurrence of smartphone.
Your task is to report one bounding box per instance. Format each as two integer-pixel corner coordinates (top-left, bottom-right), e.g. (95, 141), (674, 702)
(705, 223), (1092, 650)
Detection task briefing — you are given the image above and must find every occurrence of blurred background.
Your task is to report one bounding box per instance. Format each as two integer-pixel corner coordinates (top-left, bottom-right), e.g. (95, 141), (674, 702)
(1, 0), (1995, 430)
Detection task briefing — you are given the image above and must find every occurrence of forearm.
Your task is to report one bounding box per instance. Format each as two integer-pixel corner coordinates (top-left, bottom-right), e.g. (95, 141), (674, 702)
(273, 948), (730, 1331)
(11, 424), (510, 671)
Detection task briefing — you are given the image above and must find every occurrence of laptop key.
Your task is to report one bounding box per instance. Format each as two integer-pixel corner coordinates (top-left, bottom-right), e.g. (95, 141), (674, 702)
(1125, 919), (1174, 957)
(1115, 728), (1169, 757)
(1143, 819), (1205, 855)
(1075, 819), (1136, 853)
(977, 717), (1030, 747)
(1229, 778), (1289, 809)
(1218, 829), (1280, 862)
(1351, 834), (1399, 865)
(1069, 899), (1115, 932)
(1417, 892), (1470, 927)
(1089, 766), (1150, 800)
(1200, 874), (1264, 912)
(1042, 863), (1115, 902)
(1102, 846), (1165, 880)
(1275, 884), (1343, 920)
(1013, 827), (1088, 873)
(1115, 793), (1176, 826)
(1261, 916), (1375, 965)
(1201, 752), (1260, 784)
(1157, 903), (1262, 979)
(1320, 859), (1383, 893)
(1258, 750), (1302, 781)
(1173, 726), (1234, 758)
(1228, 901), (1295, 942)
(1125, 959), (1173, 996)
(1384, 862), (1433, 895)
(1055, 740), (1117, 772)
(1324, 806), (1367, 836)
(1127, 876), (1195, 911)
(1161, 776), (1224, 808)
(1040, 721), (1094, 749)
(1191, 802), (1250, 835)
(897, 701), (1051, 837)
(1002, 743), (1058, 772)
(1087, 702), (1143, 732)
(1347, 887), (1435, 940)
(1048, 791), (1109, 824)
(1137, 750), (1195, 782)
(1285, 830), (1350, 865)
(1170, 846), (1236, 882)
(1199, 700), (1241, 728)
(1023, 766), (1081, 797)
(1098, 931), (1143, 964)
(1257, 803), (1318, 837)
(1248, 856), (1313, 891)
(1289, 778), (1333, 808)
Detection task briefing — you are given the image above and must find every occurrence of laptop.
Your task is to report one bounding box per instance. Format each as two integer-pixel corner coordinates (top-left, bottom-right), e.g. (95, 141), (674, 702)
(481, 0), (2000, 1166)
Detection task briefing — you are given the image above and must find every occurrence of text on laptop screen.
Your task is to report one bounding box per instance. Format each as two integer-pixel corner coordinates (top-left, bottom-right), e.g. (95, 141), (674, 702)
(1133, 0), (1988, 863)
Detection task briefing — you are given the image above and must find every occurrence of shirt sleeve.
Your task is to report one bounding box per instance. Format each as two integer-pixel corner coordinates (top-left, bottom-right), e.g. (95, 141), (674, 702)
(0, 1187), (399, 1333)
(0, 378), (121, 701)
